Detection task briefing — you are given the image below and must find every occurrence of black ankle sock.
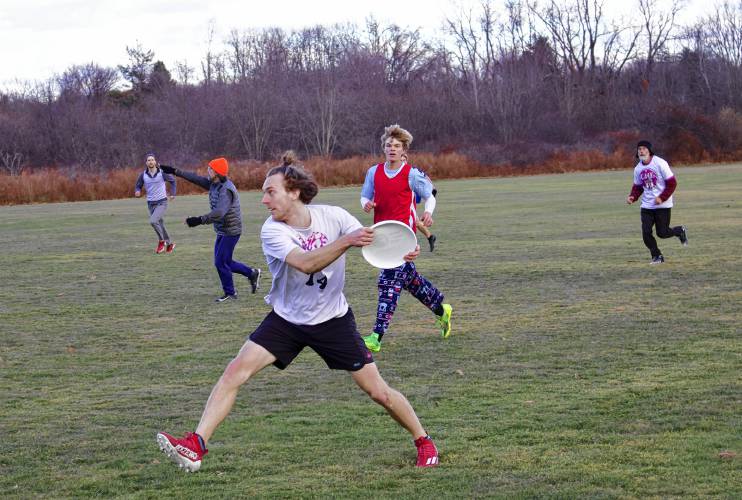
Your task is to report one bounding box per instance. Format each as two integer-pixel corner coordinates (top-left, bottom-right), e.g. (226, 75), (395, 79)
(432, 304), (444, 316)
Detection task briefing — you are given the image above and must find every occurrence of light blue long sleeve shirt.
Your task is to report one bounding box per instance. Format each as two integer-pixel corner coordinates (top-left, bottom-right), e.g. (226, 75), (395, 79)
(360, 163), (433, 201)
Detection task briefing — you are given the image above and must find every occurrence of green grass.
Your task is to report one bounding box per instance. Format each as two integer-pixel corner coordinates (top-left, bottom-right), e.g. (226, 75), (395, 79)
(1, 165), (740, 498)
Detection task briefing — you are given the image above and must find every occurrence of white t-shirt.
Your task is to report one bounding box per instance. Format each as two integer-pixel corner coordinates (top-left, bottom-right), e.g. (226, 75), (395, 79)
(261, 204), (363, 325)
(633, 155), (675, 209)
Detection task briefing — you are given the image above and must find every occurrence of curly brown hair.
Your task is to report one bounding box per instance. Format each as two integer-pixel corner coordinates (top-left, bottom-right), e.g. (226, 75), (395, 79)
(266, 150), (319, 204)
(380, 124), (413, 150)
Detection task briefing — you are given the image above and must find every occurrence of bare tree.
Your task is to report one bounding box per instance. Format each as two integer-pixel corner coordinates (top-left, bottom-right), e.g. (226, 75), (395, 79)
(638, 0), (683, 78)
(365, 20), (431, 85)
(0, 95), (34, 174)
(501, 0), (538, 54)
(57, 63), (120, 101)
(677, 26), (715, 107)
(1, 151), (24, 176)
(445, 7), (482, 110)
(224, 27), (291, 81)
(703, 1), (742, 66)
(228, 78), (277, 160)
(528, 0), (608, 75)
(226, 28), (251, 81)
(696, 1), (742, 107)
(600, 19), (641, 78)
(297, 86), (340, 157)
(202, 21), (220, 85)
(174, 60), (195, 85)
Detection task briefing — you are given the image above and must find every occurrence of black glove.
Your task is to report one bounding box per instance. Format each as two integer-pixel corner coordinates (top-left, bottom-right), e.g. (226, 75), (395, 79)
(186, 216), (203, 227)
(160, 164), (176, 174)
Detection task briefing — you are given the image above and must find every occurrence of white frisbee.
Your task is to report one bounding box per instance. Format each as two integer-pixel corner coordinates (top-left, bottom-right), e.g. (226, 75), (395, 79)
(362, 220), (418, 269)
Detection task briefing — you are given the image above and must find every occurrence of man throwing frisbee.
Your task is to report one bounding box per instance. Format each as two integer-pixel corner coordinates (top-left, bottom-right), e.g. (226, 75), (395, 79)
(360, 124), (453, 352)
(156, 152), (440, 471)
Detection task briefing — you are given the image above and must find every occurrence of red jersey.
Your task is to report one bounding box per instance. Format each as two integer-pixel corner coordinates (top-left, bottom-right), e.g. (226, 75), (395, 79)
(373, 163), (417, 231)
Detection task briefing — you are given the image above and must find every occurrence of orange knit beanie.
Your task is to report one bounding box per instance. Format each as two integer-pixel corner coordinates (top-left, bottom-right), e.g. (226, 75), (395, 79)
(208, 157), (229, 176)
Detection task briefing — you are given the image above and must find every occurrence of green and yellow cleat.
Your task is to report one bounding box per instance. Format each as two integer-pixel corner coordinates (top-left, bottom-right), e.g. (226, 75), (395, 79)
(436, 304), (453, 339)
(363, 332), (382, 352)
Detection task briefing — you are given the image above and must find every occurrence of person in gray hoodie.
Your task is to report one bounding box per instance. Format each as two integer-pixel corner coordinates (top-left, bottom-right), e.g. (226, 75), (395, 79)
(134, 153), (177, 254)
(161, 158), (261, 302)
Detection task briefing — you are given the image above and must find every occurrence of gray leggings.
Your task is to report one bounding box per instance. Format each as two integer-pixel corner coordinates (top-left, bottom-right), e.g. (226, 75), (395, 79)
(148, 199), (170, 242)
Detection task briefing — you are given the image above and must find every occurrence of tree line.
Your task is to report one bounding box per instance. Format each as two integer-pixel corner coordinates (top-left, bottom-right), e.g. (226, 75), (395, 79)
(2, 0), (742, 176)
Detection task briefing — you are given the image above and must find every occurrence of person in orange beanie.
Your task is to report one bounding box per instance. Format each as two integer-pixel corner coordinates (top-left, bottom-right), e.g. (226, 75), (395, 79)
(161, 158), (261, 301)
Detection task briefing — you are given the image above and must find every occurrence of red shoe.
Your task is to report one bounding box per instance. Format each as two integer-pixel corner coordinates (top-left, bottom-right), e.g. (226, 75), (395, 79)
(156, 431), (208, 472)
(155, 241), (166, 254)
(414, 435), (439, 467)
(166, 242), (176, 253)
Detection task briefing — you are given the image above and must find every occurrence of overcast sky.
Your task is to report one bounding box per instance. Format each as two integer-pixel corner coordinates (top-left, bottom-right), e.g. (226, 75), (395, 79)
(1, 0), (707, 90)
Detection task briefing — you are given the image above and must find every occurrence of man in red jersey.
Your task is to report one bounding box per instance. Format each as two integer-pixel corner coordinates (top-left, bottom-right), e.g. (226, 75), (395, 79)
(359, 124), (453, 352)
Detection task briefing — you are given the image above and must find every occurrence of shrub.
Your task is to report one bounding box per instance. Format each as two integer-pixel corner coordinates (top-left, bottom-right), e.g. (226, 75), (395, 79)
(715, 107), (742, 154)
(0, 144), (737, 206)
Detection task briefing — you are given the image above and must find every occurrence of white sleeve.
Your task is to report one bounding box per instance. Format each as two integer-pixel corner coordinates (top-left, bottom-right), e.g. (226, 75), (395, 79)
(422, 195), (436, 214)
(658, 158), (674, 180)
(335, 207), (364, 234)
(261, 221), (299, 262)
(360, 196), (371, 209)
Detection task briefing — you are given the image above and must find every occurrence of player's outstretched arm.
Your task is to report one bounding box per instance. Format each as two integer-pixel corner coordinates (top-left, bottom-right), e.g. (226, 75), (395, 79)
(161, 165), (211, 190)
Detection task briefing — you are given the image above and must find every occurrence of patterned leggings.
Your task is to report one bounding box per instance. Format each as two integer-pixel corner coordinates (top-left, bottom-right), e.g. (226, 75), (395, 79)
(373, 261), (444, 337)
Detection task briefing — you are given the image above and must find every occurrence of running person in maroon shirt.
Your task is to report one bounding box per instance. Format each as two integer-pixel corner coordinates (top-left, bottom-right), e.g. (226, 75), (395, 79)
(360, 125), (452, 352)
(626, 140), (688, 264)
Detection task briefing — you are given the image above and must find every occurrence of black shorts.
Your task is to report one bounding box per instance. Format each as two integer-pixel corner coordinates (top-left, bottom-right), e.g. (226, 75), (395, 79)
(249, 308), (374, 371)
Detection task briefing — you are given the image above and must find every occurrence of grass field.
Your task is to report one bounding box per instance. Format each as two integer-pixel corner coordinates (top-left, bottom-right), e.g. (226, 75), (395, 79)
(1, 165), (740, 498)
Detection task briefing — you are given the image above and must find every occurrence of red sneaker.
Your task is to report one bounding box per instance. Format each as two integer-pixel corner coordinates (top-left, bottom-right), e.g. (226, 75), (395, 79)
(414, 435), (439, 467)
(155, 241), (166, 254)
(156, 431), (208, 472)
(166, 242), (176, 253)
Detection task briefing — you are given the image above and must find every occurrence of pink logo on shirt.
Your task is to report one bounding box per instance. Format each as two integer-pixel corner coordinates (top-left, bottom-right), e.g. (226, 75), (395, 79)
(639, 169), (658, 189)
(299, 232), (328, 251)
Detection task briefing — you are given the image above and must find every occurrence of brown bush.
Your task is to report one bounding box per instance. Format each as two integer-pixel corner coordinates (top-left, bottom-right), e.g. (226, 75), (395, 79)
(657, 105), (719, 163)
(0, 147), (731, 206)
(535, 148), (623, 174)
(716, 107), (742, 153)
(601, 130), (643, 155)
(665, 130), (708, 164)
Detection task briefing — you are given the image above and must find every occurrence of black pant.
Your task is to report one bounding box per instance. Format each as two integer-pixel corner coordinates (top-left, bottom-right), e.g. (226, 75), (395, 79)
(640, 208), (682, 258)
